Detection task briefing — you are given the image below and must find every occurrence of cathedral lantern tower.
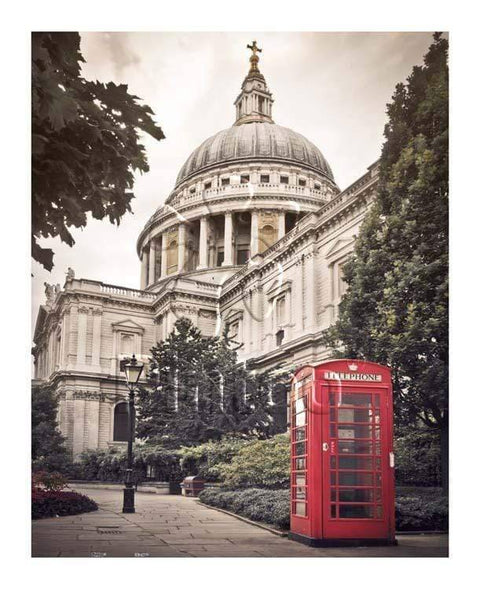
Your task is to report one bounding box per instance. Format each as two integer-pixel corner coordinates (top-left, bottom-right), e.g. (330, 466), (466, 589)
(234, 41), (274, 125)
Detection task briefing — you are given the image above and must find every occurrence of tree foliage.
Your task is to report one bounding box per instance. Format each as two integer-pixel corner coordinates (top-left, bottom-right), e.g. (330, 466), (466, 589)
(32, 32), (165, 270)
(32, 384), (70, 472)
(136, 318), (287, 446)
(323, 33), (448, 435)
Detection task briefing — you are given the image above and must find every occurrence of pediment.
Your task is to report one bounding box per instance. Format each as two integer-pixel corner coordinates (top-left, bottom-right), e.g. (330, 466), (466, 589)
(266, 279), (292, 299)
(111, 319), (145, 334)
(325, 238), (354, 259)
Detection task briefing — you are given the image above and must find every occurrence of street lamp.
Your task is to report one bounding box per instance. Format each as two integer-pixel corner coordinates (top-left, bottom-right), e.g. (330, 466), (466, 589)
(121, 354), (143, 513)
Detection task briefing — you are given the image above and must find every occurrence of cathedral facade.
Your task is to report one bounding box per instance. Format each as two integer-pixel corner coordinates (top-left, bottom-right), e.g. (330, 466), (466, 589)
(33, 45), (379, 457)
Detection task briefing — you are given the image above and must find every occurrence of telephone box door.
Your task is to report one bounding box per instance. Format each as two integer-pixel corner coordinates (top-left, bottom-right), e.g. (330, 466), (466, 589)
(321, 385), (394, 539)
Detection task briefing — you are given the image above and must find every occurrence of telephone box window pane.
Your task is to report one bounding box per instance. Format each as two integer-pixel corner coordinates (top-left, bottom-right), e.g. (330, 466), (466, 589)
(330, 408), (336, 421)
(295, 412), (306, 427)
(294, 487), (306, 500)
(330, 424), (336, 437)
(330, 456), (337, 468)
(374, 427), (381, 440)
(295, 427), (306, 441)
(375, 488), (382, 501)
(375, 458), (382, 469)
(338, 472), (373, 486)
(294, 442), (306, 456)
(331, 505), (337, 518)
(330, 472), (337, 485)
(373, 394), (380, 407)
(340, 393), (372, 407)
(338, 440), (373, 454)
(339, 504), (374, 519)
(338, 488), (374, 503)
(294, 474), (306, 486)
(294, 502), (306, 516)
(295, 398), (306, 413)
(295, 458), (306, 470)
(338, 456), (373, 470)
(329, 392), (335, 405)
(338, 408), (372, 423)
(330, 488), (337, 502)
(376, 506), (384, 519)
(337, 424), (372, 439)
(375, 473), (382, 486)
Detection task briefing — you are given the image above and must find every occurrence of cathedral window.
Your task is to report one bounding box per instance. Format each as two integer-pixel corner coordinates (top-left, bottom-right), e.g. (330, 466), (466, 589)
(113, 402), (130, 442)
(204, 181), (212, 190)
(276, 329), (285, 347)
(221, 177), (230, 186)
(120, 333), (134, 355)
(276, 296), (286, 325)
(216, 248), (224, 267)
(260, 174), (270, 183)
(236, 248), (250, 265)
(280, 175), (289, 184)
(189, 186), (196, 194)
(299, 178), (306, 187)
(314, 182), (321, 190)
(240, 174), (250, 184)
(258, 96), (265, 113)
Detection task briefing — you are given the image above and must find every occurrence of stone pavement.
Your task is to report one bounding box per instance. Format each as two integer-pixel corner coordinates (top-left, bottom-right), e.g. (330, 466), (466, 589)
(32, 487), (448, 557)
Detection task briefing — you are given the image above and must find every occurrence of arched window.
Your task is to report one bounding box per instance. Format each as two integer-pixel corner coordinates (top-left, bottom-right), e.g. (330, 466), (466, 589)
(260, 224), (276, 252)
(113, 402), (129, 442)
(167, 240), (178, 274)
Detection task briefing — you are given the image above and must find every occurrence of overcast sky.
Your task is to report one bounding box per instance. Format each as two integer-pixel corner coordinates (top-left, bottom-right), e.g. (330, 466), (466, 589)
(32, 31), (435, 330)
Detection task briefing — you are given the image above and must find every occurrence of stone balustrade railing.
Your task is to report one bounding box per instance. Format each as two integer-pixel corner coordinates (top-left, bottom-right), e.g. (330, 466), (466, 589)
(166, 182), (330, 210)
(65, 279), (156, 301)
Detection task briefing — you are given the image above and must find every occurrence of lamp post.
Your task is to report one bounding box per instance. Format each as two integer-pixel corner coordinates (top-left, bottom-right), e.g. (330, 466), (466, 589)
(121, 354), (143, 513)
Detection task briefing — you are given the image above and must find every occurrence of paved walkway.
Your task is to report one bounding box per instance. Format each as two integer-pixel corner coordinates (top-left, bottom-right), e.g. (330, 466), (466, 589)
(32, 487), (448, 557)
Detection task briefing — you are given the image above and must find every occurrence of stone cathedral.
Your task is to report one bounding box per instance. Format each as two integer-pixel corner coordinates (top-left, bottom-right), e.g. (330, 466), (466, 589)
(33, 44), (379, 457)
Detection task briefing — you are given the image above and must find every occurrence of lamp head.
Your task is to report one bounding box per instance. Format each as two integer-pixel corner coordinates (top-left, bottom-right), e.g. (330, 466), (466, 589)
(123, 354), (144, 385)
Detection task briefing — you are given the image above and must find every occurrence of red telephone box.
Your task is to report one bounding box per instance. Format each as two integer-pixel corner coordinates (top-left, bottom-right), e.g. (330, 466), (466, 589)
(289, 360), (396, 546)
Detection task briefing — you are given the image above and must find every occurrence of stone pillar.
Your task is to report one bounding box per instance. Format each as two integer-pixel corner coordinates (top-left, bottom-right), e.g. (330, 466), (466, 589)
(161, 234), (168, 278)
(91, 309), (102, 370)
(140, 249), (148, 289)
(178, 223), (186, 273)
(250, 210), (259, 257)
(76, 307), (88, 367)
(198, 216), (208, 269)
(72, 398), (86, 456)
(148, 240), (156, 285)
(223, 213), (233, 266)
(278, 211), (286, 239)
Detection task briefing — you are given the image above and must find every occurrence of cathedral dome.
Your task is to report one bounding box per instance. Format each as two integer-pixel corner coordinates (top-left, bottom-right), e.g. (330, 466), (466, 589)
(175, 123), (335, 188)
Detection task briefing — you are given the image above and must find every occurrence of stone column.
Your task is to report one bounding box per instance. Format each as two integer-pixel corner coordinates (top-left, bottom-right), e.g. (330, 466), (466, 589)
(278, 211), (286, 239)
(140, 249), (148, 289)
(76, 307), (88, 367)
(223, 213), (233, 266)
(250, 210), (259, 257)
(161, 234), (168, 278)
(91, 309), (102, 370)
(148, 240), (156, 285)
(178, 223), (186, 273)
(198, 216), (208, 269)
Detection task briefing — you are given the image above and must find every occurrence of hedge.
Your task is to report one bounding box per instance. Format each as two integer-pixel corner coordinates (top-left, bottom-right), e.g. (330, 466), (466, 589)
(199, 487), (448, 532)
(199, 487), (290, 529)
(32, 489), (98, 519)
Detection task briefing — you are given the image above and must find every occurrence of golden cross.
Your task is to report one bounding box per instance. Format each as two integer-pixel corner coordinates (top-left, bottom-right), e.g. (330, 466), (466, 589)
(247, 41), (262, 56)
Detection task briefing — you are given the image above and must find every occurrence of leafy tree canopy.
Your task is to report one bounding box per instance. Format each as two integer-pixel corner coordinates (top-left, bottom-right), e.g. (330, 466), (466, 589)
(32, 32), (165, 270)
(323, 33), (448, 434)
(136, 318), (288, 446)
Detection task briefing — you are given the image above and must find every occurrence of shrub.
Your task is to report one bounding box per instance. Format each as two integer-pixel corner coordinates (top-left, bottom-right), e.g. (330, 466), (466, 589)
(178, 437), (251, 481)
(199, 487), (290, 529)
(199, 486), (448, 532)
(32, 489), (98, 519)
(395, 492), (448, 531)
(32, 471), (68, 492)
(394, 426), (441, 486)
(216, 434), (290, 489)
